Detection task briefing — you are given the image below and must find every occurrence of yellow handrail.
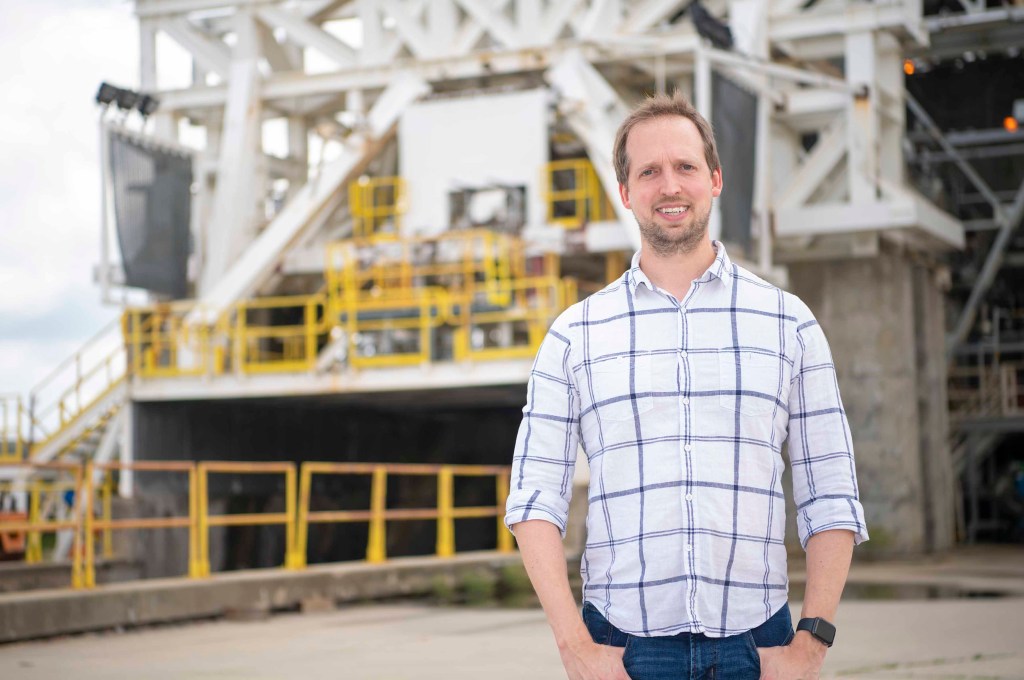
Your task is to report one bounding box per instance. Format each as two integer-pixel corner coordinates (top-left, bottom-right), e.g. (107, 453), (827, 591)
(293, 461), (514, 569)
(544, 158), (613, 229)
(0, 462), (85, 587)
(195, 461), (300, 575)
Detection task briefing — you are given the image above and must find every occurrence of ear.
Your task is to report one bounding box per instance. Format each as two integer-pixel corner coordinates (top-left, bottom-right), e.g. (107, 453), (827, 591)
(711, 168), (723, 198)
(618, 182), (631, 209)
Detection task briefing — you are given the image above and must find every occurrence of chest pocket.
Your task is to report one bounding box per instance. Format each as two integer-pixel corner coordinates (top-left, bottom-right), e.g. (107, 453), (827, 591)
(718, 349), (780, 416)
(587, 353), (654, 422)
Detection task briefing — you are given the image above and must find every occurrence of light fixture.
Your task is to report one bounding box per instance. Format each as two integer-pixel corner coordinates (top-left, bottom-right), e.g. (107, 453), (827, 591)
(95, 82), (160, 117)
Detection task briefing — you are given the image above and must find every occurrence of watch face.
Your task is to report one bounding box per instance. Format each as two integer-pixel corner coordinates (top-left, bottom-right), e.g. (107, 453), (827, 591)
(812, 618), (836, 645)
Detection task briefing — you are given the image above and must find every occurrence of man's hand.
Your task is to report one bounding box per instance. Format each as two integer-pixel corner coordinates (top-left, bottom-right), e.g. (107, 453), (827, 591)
(558, 637), (630, 680)
(756, 632), (827, 680)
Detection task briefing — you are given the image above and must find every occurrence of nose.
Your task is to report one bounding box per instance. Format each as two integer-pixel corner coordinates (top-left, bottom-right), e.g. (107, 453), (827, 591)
(657, 167), (683, 197)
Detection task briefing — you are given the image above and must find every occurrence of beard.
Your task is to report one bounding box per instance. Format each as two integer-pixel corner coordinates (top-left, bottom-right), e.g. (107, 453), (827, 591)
(635, 200), (711, 257)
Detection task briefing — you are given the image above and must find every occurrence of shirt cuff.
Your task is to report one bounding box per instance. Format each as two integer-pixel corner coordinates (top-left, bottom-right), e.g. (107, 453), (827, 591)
(504, 489), (570, 538)
(796, 496), (870, 550)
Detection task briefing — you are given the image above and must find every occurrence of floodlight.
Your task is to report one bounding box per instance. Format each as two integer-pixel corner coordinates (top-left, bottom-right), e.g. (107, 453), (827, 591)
(115, 89), (139, 111)
(137, 94), (159, 117)
(95, 82), (120, 106)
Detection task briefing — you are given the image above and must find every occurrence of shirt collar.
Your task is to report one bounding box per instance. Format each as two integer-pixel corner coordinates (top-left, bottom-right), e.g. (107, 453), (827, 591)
(627, 240), (733, 296)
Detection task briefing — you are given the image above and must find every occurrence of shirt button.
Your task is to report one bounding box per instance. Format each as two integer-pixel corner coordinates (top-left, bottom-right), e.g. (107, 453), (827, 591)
(686, 544), (693, 552)
(682, 397), (690, 405)
(684, 444), (692, 452)
(685, 493), (693, 501)
(680, 351), (688, 358)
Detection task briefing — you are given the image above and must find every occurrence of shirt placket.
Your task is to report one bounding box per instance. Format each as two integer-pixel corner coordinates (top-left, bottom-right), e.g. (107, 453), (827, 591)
(675, 274), (708, 630)
(658, 279), (704, 633)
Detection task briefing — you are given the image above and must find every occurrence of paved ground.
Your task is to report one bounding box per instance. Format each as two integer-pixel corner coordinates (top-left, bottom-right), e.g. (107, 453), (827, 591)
(2, 547), (1023, 679)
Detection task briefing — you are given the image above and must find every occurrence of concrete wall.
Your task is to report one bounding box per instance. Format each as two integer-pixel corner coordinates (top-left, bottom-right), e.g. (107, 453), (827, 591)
(788, 244), (956, 556)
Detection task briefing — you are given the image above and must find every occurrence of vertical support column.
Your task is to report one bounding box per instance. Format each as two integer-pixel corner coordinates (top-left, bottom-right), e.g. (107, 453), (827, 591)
(284, 464), (298, 569)
(120, 401), (134, 498)
(845, 30), (878, 205)
(366, 466), (387, 563)
(84, 462), (96, 588)
(694, 45), (721, 242)
(197, 463), (211, 576)
(188, 465), (202, 578)
(294, 464), (312, 569)
(436, 467), (455, 558)
(102, 474), (113, 559)
(496, 470), (513, 553)
(198, 9), (264, 296)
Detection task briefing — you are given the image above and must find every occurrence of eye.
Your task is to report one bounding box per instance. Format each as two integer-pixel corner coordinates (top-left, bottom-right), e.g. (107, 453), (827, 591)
(680, 163), (695, 172)
(639, 168), (654, 177)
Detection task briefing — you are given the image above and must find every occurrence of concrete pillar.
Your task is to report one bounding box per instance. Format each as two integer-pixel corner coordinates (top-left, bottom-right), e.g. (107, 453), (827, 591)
(787, 244), (954, 556)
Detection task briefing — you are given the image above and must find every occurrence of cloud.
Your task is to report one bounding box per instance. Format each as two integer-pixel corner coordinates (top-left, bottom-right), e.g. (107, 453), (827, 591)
(0, 1), (134, 394)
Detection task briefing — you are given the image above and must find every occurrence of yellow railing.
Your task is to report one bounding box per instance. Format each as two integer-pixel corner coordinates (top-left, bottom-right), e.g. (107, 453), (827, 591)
(350, 175), (406, 238)
(7, 229), (577, 459)
(0, 459), (516, 589)
(196, 461), (301, 576)
(326, 228), (526, 302)
(82, 461), (196, 588)
(545, 159), (614, 228)
(15, 316), (127, 460)
(233, 295), (330, 374)
(0, 462), (85, 587)
(294, 462), (513, 567)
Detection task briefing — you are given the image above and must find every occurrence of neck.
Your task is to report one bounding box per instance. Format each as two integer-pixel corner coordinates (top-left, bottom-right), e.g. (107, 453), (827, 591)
(638, 238), (717, 300)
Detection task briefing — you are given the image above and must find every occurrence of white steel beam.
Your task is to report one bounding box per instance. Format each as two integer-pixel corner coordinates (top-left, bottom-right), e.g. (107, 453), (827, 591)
(192, 72), (430, 322)
(620, 0), (689, 34)
(160, 17), (232, 79)
(257, 4), (357, 67)
(199, 10), (264, 295)
(537, 0), (586, 45)
(776, 120), (846, 208)
(380, 0), (432, 58)
(455, 0), (522, 49)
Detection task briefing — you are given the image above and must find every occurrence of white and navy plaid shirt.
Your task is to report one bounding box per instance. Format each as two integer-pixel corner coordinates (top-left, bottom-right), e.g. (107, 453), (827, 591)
(505, 242), (868, 638)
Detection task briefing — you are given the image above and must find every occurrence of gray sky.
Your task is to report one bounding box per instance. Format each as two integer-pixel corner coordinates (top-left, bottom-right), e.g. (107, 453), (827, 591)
(0, 0), (135, 398)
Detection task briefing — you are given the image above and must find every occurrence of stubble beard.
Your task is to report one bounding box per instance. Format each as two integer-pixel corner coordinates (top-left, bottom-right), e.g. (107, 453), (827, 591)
(635, 201), (712, 257)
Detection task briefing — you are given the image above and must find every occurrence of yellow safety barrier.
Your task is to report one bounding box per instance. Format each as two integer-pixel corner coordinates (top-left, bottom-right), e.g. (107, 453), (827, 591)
(293, 462), (514, 568)
(326, 228), (525, 303)
(545, 159), (614, 228)
(196, 461), (300, 576)
(233, 294), (330, 374)
(350, 176), (406, 238)
(82, 461), (198, 588)
(124, 302), (219, 379)
(0, 462), (85, 587)
(451, 275), (574, 363)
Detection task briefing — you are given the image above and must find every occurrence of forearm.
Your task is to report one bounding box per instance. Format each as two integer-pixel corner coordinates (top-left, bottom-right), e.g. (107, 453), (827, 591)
(513, 519), (589, 650)
(800, 529), (855, 622)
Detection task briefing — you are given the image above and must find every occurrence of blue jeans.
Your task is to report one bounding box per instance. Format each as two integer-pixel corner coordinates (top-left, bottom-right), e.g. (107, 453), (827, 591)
(582, 602), (795, 679)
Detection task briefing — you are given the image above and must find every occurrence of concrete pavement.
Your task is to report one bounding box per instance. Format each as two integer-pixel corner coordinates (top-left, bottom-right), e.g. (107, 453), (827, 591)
(1, 546), (1022, 679)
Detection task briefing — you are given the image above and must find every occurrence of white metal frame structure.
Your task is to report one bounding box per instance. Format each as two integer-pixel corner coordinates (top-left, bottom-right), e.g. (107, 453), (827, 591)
(127, 0), (964, 322)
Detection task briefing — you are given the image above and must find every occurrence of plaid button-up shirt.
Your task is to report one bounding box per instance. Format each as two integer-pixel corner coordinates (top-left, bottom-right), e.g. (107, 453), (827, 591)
(505, 242), (868, 638)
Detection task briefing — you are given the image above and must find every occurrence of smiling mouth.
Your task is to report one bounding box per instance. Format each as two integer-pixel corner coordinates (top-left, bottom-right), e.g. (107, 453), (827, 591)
(656, 206), (689, 215)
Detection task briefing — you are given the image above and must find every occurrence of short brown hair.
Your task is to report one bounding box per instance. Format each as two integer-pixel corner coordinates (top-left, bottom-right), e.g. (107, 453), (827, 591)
(612, 91), (720, 186)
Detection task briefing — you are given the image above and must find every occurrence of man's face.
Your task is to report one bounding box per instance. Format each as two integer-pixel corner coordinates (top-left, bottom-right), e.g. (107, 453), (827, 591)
(618, 115), (723, 256)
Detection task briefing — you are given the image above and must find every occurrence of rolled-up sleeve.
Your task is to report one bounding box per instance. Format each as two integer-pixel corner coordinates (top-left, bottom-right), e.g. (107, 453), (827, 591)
(504, 310), (581, 538)
(787, 307), (869, 549)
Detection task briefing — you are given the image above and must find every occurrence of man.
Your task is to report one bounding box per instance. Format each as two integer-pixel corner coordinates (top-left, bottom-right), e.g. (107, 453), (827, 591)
(504, 92), (868, 680)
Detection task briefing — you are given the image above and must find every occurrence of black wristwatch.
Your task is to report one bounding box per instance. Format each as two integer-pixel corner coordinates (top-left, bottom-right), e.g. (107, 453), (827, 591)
(796, 617), (836, 647)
